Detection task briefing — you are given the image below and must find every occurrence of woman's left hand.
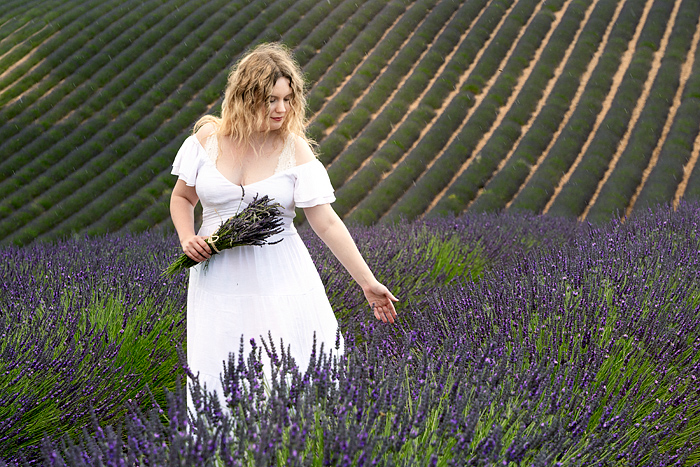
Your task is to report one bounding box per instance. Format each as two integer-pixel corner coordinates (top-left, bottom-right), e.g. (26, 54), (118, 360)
(363, 281), (399, 323)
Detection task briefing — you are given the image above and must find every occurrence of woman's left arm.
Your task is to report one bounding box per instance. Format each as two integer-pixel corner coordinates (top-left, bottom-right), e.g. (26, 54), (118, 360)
(304, 204), (399, 323)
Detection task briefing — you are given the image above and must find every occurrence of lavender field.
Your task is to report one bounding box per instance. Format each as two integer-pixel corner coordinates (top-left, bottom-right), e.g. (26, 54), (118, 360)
(1, 204), (698, 466)
(4, 0), (700, 245)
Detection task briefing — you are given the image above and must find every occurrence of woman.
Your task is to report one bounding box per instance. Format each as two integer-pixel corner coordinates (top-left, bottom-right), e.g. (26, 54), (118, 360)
(170, 43), (398, 399)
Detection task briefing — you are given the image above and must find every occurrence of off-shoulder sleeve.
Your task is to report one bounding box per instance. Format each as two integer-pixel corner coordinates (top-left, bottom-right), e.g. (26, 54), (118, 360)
(294, 159), (336, 208)
(171, 135), (206, 187)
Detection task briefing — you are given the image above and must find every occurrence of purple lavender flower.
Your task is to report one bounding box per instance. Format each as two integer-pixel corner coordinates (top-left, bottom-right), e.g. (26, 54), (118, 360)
(2, 202), (699, 465)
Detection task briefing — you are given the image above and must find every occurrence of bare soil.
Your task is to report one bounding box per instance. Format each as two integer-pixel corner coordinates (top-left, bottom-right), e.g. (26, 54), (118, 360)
(505, 0), (629, 210)
(459, 0), (571, 213)
(340, 0), (495, 209)
(582, 0), (681, 219)
(464, 0), (599, 213)
(540, 0), (653, 215)
(346, 0), (513, 218)
(0, 28), (57, 105)
(309, 4), (411, 130)
(668, 17), (700, 208)
(669, 18), (700, 209)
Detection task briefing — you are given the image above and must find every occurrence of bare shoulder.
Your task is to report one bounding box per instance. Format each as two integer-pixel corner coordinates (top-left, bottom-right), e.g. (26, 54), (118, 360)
(195, 122), (217, 146)
(292, 133), (317, 165)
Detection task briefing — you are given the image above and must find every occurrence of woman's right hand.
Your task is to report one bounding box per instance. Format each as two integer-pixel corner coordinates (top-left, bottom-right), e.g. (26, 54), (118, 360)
(363, 280), (399, 324)
(180, 235), (213, 263)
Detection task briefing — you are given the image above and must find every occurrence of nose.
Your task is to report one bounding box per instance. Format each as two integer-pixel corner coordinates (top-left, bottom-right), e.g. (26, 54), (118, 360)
(274, 99), (286, 114)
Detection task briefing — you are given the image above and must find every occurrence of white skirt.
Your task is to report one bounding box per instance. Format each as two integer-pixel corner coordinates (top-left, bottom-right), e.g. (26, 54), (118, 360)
(186, 231), (344, 402)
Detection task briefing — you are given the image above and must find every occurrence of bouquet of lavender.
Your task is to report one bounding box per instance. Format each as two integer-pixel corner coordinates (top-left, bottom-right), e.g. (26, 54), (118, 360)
(164, 193), (284, 277)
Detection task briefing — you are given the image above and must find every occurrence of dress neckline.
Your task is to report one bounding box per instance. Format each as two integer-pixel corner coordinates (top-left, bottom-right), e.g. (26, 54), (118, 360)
(191, 134), (315, 188)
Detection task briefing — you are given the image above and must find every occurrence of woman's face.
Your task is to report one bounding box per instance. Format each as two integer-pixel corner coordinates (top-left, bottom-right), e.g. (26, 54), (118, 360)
(265, 77), (292, 131)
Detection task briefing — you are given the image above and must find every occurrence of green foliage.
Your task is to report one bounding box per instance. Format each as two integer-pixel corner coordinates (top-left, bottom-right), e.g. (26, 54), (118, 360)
(0, 231), (186, 459)
(427, 234), (486, 282)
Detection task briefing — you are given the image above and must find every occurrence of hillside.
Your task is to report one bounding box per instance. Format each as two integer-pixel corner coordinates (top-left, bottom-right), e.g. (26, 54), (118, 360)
(1, 0), (700, 246)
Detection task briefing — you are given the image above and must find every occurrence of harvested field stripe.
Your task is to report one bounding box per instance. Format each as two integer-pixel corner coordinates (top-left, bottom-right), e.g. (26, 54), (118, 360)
(431, 0), (576, 216)
(673, 121), (700, 208)
(581, 0), (682, 220)
(0, 0), (224, 190)
(632, 7), (700, 214)
(364, 0), (548, 223)
(38, 0), (331, 239)
(0, 7), (101, 102)
(505, 0), (627, 211)
(0, 0), (72, 67)
(319, 1), (442, 137)
(0, 25), (56, 82)
(344, 0), (522, 220)
(460, 0), (598, 214)
(337, 0), (493, 188)
(308, 0), (416, 128)
(0, 0), (191, 141)
(380, 0), (540, 184)
(325, 0), (469, 169)
(543, 0), (655, 215)
(0, 0), (115, 100)
(304, 1), (394, 101)
(0, 0), (303, 242)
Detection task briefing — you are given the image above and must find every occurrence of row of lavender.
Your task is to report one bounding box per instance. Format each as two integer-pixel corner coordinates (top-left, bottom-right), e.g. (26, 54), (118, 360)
(1, 203), (698, 465)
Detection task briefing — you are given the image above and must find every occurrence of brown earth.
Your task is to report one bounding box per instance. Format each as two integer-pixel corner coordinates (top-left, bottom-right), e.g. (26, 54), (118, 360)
(543, 0), (656, 216)
(582, 0), (681, 220)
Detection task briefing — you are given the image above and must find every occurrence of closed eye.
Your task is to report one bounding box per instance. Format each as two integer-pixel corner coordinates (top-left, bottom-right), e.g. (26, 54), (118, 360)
(269, 95), (292, 104)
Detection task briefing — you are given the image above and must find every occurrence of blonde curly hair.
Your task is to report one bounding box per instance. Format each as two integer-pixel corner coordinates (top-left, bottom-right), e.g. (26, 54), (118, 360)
(194, 42), (313, 151)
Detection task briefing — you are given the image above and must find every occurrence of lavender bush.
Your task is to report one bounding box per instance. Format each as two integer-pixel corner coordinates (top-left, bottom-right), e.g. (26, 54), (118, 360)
(1, 203), (698, 465)
(0, 230), (187, 463)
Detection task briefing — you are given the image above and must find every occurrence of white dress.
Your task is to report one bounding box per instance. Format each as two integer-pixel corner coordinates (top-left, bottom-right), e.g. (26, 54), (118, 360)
(171, 133), (344, 399)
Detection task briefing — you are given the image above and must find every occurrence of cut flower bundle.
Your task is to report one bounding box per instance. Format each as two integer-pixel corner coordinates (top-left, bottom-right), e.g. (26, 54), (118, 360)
(164, 192), (284, 277)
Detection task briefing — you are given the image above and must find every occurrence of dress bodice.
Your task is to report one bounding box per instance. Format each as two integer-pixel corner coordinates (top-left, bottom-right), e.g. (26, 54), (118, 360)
(202, 133), (297, 175)
(171, 133), (336, 239)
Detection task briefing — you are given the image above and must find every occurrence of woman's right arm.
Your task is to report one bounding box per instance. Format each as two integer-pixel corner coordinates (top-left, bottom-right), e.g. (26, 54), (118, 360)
(170, 179), (212, 262)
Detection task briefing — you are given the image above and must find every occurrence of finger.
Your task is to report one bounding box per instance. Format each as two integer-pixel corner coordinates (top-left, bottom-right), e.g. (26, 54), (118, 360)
(378, 297), (397, 317)
(190, 247), (208, 261)
(197, 248), (211, 261)
(380, 306), (392, 323)
(373, 303), (386, 323)
(390, 299), (398, 313)
(382, 290), (398, 303)
(374, 299), (397, 322)
(383, 308), (394, 324)
(196, 238), (212, 257)
(186, 249), (206, 263)
(200, 238), (213, 255)
(186, 243), (209, 262)
(372, 304), (382, 322)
